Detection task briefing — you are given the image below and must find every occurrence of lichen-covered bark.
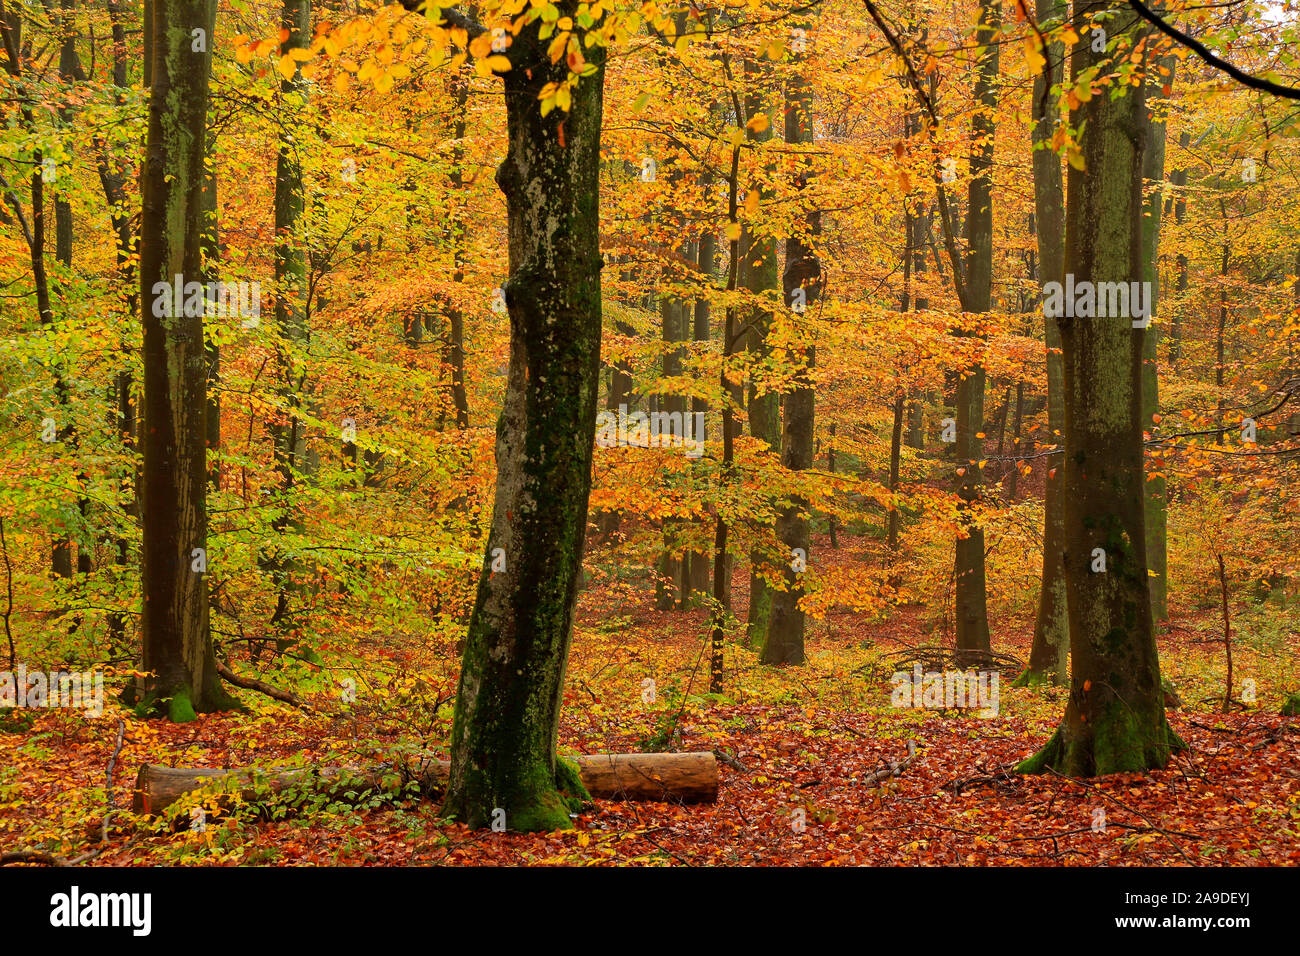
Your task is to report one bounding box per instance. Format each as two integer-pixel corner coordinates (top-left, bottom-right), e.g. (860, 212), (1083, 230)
(139, 0), (231, 718)
(1020, 0), (1069, 686)
(442, 19), (605, 832)
(1018, 1), (1184, 775)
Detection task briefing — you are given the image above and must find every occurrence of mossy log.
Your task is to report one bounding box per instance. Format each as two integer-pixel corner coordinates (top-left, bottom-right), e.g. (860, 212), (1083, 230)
(132, 752), (718, 817)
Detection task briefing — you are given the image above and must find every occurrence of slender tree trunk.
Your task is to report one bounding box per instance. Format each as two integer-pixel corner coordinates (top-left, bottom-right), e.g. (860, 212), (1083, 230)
(685, 225), (715, 601)
(710, 128), (743, 692)
(953, 0), (998, 655)
(887, 395), (904, 554)
(1020, 0), (1068, 686)
(1167, 131), (1189, 365)
(446, 74), (471, 430)
(1141, 55), (1174, 624)
(267, 0), (311, 633)
(138, 0), (231, 718)
(442, 19), (605, 831)
(1008, 380), (1023, 499)
(763, 48), (819, 666)
(740, 59), (780, 646)
(654, 235), (689, 611)
(1018, 0), (1185, 774)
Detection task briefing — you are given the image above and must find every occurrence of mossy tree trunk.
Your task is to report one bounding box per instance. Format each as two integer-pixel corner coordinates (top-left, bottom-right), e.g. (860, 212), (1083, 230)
(763, 47), (819, 666)
(1020, 0), (1069, 686)
(138, 0), (232, 719)
(739, 60), (780, 647)
(1018, 0), (1184, 775)
(442, 16), (604, 832)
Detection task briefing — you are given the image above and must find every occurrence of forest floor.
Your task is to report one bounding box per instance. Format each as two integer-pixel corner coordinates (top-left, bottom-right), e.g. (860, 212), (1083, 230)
(3, 533), (1298, 866)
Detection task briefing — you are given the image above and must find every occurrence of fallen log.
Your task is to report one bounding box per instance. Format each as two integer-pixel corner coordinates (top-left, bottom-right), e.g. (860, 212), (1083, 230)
(133, 751), (718, 817)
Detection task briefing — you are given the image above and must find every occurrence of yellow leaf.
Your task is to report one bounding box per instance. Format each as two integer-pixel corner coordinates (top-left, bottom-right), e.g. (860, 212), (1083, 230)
(332, 72), (349, 95)
(289, 47), (314, 62)
(744, 189), (759, 216)
(724, 222), (742, 241)
(277, 55), (297, 81)
(746, 112), (769, 133)
(484, 54), (512, 73)
(1024, 38), (1045, 75)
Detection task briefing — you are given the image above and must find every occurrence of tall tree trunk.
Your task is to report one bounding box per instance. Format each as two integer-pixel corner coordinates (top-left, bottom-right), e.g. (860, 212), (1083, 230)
(953, 0), (998, 655)
(1008, 380), (1023, 499)
(1167, 131), (1189, 365)
(740, 60), (780, 647)
(710, 111), (744, 692)
(763, 46), (819, 666)
(1018, 0), (1185, 774)
(1141, 55), (1174, 624)
(654, 233), (689, 611)
(268, 0), (311, 633)
(138, 0), (231, 718)
(445, 75), (471, 430)
(442, 18), (605, 832)
(1020, 0), (1068, 686)
(684, 224), (715, 602)
(54, 1), (80, 579)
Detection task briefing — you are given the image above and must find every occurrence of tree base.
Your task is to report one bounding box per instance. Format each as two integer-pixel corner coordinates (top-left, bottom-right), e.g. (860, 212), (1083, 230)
(1016, 712), (1188, 777)
(132, 682), (243, 722)
(1282, 692), (1300, 717)
(1011, 669), (1061, 689)
(443, 756), (596, 833)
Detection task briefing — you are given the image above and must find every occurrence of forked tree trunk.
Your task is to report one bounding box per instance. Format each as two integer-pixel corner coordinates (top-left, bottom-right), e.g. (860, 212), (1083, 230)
(138, 0), (232, 718)
(1018, 0), (1185, 775)
(441, 19), (606, 831)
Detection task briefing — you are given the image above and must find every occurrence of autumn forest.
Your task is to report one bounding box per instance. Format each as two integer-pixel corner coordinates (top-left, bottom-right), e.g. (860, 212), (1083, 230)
(1, 0), (1298, 878)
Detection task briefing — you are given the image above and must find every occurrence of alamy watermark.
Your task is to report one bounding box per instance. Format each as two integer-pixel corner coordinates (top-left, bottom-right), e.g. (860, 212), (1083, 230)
(1, 665), (104, 717)
(151, 275), (262, 328)
(1042, 274), (1152, 328)
(890, 663), (1000, 717)
(596, 404), (705, 458)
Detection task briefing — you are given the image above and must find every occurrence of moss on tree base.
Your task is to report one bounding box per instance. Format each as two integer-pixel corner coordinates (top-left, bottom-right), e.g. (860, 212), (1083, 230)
(1281, 692), (1300, 717)
(1016, 709), (1188, 777)
(444, 756), (593, 833)
(1011, 669), (1055, 689)
(132, 682), (242, 722)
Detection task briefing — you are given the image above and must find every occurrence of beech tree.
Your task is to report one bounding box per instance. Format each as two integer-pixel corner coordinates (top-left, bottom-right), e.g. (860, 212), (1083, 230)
(1018, 0), (1186, 774)
(437, 4), (606, 831)
(137, 0), (232, 718)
